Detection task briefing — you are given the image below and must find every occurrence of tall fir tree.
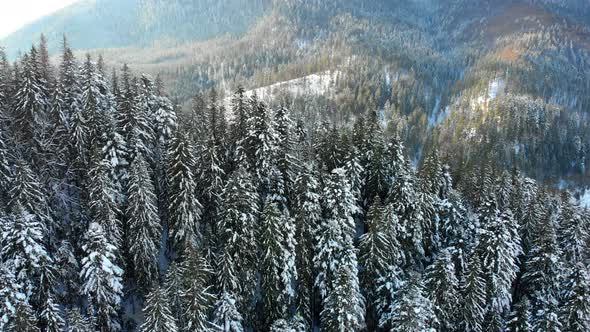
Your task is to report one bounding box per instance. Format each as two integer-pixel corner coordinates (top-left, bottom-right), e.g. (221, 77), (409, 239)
(260, 202), (297, 326)
(80, 222), (123, 331)
(560, 263), (590, 332)
(380, 276), (437, 331)
(292, 164), (322, 325)
(424, 248), (460, 332)
(166, 130), (203, 252)
(507, 297), (532, 332)
(216, 167), (259, 318)
(140, 286), (178, 332)
(127, 154), (161, 291)
(315, 168), (364, 330)
(461, 254), (487, 332)
(180, 248), (214, 332)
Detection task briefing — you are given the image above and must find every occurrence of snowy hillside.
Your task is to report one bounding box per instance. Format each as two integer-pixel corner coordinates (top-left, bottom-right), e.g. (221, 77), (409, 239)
(224, 70), (341, 110)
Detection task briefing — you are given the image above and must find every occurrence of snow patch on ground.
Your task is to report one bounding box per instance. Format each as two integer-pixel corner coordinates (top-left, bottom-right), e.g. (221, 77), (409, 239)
(224, 70), (341, 110)
(427, 96), (448, 128)
(471, 77), (507, 111)
(489, 78), (506, 100)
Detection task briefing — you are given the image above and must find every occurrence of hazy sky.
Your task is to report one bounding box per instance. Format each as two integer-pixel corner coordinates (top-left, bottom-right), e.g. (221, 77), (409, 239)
(0, 0), (79, 39)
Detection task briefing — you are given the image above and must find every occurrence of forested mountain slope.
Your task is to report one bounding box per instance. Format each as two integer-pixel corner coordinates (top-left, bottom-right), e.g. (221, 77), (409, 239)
(2, 0), (590, 184)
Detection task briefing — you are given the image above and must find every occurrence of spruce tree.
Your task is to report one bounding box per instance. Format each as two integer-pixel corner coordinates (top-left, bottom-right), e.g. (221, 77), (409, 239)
(212, 292), (244, 332)
(292, 164), (321, 325)
(127, 154), (161, 291)
(260, 202), (297, 326)
(1, 205), (51, 298)
(380, 276), (437, 331)
(424, 248), (460, 331)
(140, 286), (178, 332)
(217, 167), (259, 314)
(0, 264), (23, 331)
(87, 159), (122, 249)
(7, 302), (39, 332)
(41, 293), (65, 332)
(461, 254), (487, 332)
(359, 196), (401, 328)
(12, 47), (49, 156)
(274, 106), (298, 203)
(507, 297), (532, 332)
(560, 263), (590, 332)
(522, 204), (561, 331)
(389, 163), (427, 265)
(65, 308), (93, 332)
(166, 130), (202, 252)
(315, 169), (364, 330)
(163, 261), (185, 323)
(180, 248), (214, 332)
(80, 222), (123, 331)
(321, 267), (365, 332)
(558, 198), (588, 265)
(476, 195), (522, 313)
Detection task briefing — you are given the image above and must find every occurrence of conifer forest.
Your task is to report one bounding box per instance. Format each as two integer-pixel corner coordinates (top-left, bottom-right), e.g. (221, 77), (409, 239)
(0, 0), (590, 331)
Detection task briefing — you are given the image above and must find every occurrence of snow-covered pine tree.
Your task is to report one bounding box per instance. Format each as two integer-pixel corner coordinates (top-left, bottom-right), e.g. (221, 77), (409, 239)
(180, 248), (214, 332)
(7, 160), (46, 217)
(521, 202), (561, 331)
(388, 162), (427, 266)
(0, 264), (24, 330)
(217, 167), (259, 315)
(292, 164), (321, 325)
(229, 86), (250, 168)
(80, 222), (123, 331)
(66, 307), (93, 332)
(260, 201), (297, 326)
(153, 91), (176, 155)
(424, 247), (460, 332)
(461, 254), (487, 332)
(1, 205), (51, 298)
(507, 296), (532, 332)
(12, 47), (49, 159)
(87, 158), (122, 249)
(344, 147), (365, 217)
(0, 122), (12, 206)
(212, 292), (244, 332)
(41, 293), (65, 332)
(359, 196), (401, 328)
(37, 34), (53, 88)
(7, 302), (39, 332)
(270, 315), (307, 332)
(274, 106), (299, 204)
(198, 125), (226, 237)
(245, 100), (278, 197)
(54, 241), (80, 306)
(69, 103), (89, 167)
(560, 262), (590, 332)
(81, 54), (103, 152)
(127, 154), (161, 291)
(366, 133), (388, 204)
(558, 197), (588, 266)
(163, 261), (185, 323)
(380, 275), (437, 332)
(166, 130), (203, 252)
(475, 194), (522, 314)
(129, 74), (157, 162)
(419, 149), (447, 199)
(140, 286), (178, 332)
(58, 36), (82, 128)
(315, 168), (364, 330)
(321, 266), (365, 332)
